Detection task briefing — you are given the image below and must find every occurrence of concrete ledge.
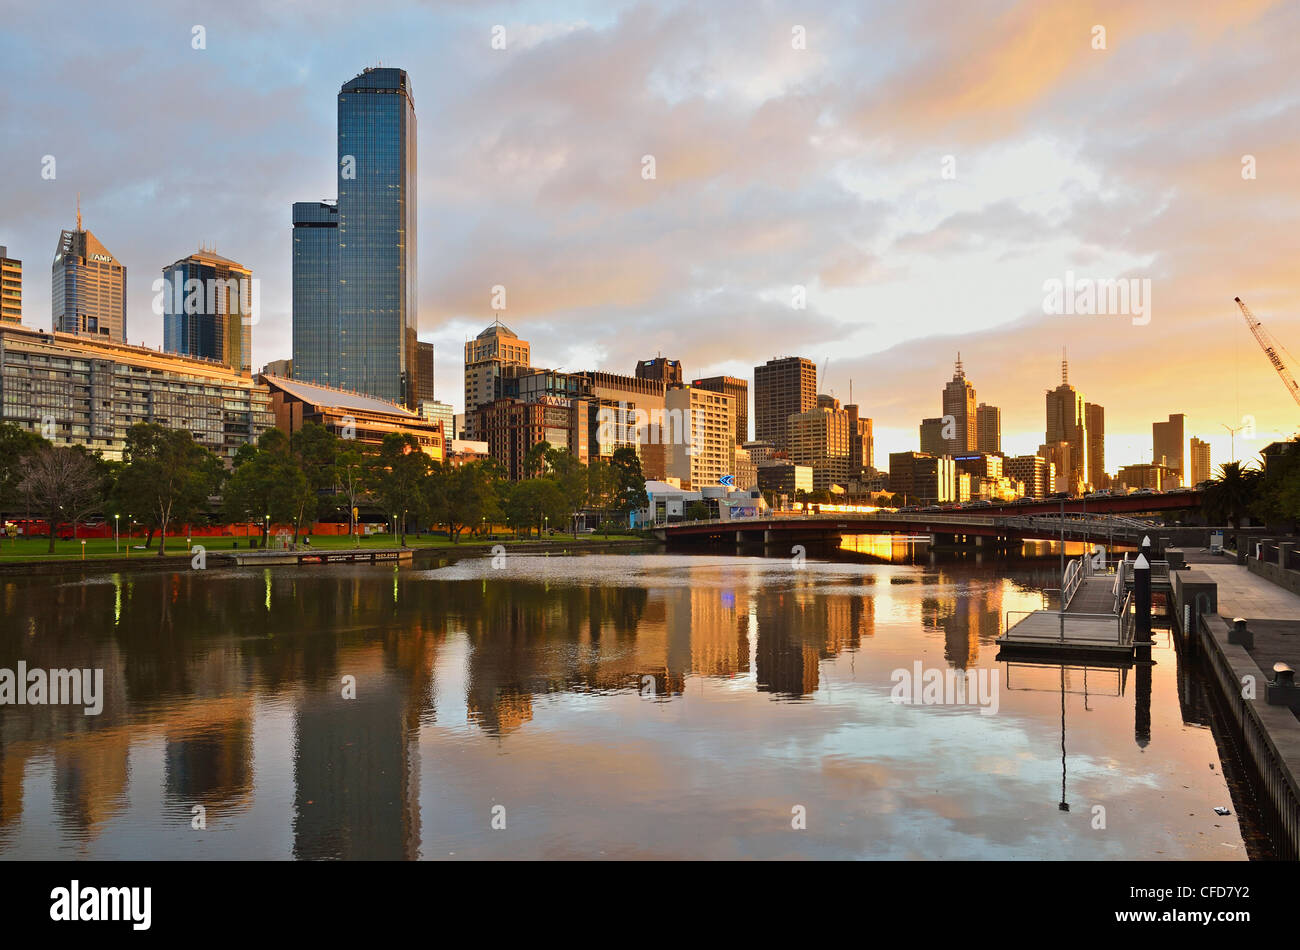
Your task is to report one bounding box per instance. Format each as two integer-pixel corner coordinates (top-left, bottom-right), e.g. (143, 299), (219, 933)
(1248, 556), (1300, 597)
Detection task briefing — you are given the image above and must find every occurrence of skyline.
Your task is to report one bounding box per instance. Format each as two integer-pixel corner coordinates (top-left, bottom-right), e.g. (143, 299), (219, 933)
(1, 0), (1298, 470)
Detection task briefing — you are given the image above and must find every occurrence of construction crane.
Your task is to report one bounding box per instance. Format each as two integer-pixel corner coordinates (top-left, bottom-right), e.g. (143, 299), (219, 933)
(1235, 296), (1300, 408)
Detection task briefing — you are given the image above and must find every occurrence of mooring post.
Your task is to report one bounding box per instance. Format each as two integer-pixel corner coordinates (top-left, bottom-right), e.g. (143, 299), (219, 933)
(1134, 553), (1152, 644)
(1140, 534), (1152, 563)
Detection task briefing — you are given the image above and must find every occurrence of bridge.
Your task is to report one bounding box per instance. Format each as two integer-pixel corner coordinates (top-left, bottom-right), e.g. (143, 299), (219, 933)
(652, 490), (1204, 548)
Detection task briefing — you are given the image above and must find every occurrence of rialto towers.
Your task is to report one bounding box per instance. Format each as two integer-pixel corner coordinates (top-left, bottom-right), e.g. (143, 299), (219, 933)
(292, 67), (418, 408)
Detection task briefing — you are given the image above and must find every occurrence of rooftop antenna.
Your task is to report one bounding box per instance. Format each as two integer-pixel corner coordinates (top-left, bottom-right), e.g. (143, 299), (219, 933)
(76, 193), (82, 231)
(955, 352), (964, 378)
(1061, 347), (1069, 385)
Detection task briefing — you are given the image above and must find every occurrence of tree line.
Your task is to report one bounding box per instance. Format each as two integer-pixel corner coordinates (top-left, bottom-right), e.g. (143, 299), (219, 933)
(0, 422), (650, 555)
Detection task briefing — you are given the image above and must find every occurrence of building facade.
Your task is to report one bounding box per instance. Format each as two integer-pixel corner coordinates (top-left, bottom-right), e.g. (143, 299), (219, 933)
(635, 357), (682, 387)
(463, 321), (530, 438)
(291, 200), (339, 388)
(0, 324), (272, 462)
(665, 385), (734, 490)
(976, 403), (1000, 455)
(888, 451), (955, 505)
(941, 356), (977, 454)
(261, 375), (442, 460)
(0, 247), (19, 325)
(337, 67), (418, 408)
(1153, 413), (1186, 486)
(162, 249), (253, 374)
(1006, 455), (1054, 498)
(1085, 402), (1106, 489)
(1045, 360), (1088, 493)
(754, 356), (816, 452)
(1190, 436), (1211, 486)
(693, 375), (748, 445)
(788, 405), (852, 492)
(52, 217), (127, 342)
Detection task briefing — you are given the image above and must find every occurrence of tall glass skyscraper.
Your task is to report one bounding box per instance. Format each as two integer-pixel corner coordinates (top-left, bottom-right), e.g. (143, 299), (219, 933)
(291, 200), (339, 388)
(51, 213), (127, 341)
(336, 67), (417, 407)
(162, 249), (253, 374)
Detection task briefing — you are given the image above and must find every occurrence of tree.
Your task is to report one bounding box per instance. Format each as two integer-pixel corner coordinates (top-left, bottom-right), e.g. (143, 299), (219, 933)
(685, 500), (710, 522)
(15, 445), (103, 552)
(1203, 460), (1263, 530)
(365, 433), (430, 546)
(524, 440), (552, 480)
(221, 428), (305, 548)
(545, 446), (588, 536)
(1250, 439), (1300, 528)
(0, 423), (50, 516)
(610, 447), (648, 523)
(117, 423), (224, 556)
(336, 442), (371, 543)
(290, 422), (339, 542)
(427, 460), (504, 543)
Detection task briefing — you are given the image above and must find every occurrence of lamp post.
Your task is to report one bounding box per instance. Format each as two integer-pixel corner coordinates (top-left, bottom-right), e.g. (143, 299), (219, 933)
(114, 513), (120, 554)
(264, 514), (269, 548)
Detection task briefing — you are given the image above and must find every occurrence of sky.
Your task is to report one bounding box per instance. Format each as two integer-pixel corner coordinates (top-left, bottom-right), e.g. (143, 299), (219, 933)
(1, 0), (1298, 472)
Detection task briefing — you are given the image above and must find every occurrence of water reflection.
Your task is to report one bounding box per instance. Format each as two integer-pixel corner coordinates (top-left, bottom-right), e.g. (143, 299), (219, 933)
(0, 552), (1258, 860)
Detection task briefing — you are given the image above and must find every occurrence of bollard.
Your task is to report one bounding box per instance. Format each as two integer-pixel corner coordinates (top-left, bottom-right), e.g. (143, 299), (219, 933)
(1134, 553), (1152, 644)
(1140, 534), (1152, 564)
(1267, 662), (1300, 709)
(1228, 617), (1254, 649)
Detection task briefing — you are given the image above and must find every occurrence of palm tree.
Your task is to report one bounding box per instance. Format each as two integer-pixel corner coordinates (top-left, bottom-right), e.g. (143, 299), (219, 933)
(1202, 461), (1261, 529)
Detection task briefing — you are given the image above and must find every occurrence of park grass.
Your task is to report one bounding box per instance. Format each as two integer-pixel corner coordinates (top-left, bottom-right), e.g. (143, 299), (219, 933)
(0, 530), (647, 562)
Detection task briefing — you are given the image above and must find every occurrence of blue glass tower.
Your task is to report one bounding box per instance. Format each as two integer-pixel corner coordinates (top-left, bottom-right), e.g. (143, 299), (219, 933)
(162, 249), (252, 374)
(291, 201), (339, 388)
(336, 67), (417, 407)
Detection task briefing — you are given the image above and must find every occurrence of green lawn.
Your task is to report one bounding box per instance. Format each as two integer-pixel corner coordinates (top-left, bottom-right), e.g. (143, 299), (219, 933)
(0, 530), (644, 562)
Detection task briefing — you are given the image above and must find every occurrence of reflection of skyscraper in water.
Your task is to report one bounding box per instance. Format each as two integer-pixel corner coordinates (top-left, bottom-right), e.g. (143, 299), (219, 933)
(755, 592), (822, 698)
(164, 714), (254, 808)
(293, 665), (419, 860)
(687, 585), (750, 678)
(52, 736), (131, 839)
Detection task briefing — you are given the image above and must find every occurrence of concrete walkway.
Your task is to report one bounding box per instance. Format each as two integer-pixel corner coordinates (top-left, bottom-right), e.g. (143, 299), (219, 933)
(1192, 560), (1300, 621)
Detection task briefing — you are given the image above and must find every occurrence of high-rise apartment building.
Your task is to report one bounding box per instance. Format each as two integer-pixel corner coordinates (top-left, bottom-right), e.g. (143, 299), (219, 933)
(1085, 402), (1106, 488)
(1190, 436), (1211, 486)
(291, 200), (339, 388)
(976, 403), (1001, 455)
(693, 375), (748, 445)
(888, 452), (955, 505)
(0, 246), (20, 325)
(162, 249), (252, 374)
(665, 386), (734, 490)
(920, 417), (946, 456)
(1153, 413), (1186, 486)
(754, 356), (816, 452)
(51, 213), (127, 342)
(1006, 455), (1054, 498)
(336, 67), (418, 407)
(941, 355), (977, 454)
(1045, 357), (1088, 493)
(845, 403), (873, 475)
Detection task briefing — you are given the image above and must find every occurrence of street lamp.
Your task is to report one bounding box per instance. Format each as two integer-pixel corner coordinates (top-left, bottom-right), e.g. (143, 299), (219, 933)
(114, 513), (120, 554)
(264, 514), (269, 548)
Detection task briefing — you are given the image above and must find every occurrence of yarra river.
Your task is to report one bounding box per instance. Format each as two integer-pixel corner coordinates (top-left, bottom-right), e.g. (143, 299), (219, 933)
(0, 543), (1272, 859)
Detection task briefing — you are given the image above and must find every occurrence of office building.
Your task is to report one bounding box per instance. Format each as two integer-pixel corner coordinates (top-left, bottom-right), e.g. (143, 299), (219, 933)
(1116, 463), (1178, 492)
(888, 451), (955, 505)
(941, 355), (977, 454)
(261, 375), (442, 460)
(693, 375), (748, 445)
(576, 369), (666, 478)
(920, 417), (946, 456)
(337, 67), (418, 408)
(0, 324), (272, 462)
(754, 356), (816, 452)
(472, 397), (575, 480)
(1153, 413), (1186, 486)
(635, 357), (683, 387)
(845, 403), (873, 475)
(162, 248), (253, 374)
(416, 341), (435, 403)
(418, 399), (454, 439)
(463, 321), (531, 438)
(1190, 436), (1211, 486)
(50, 214), (127, 342)
(261, 358), (292, 378)
(1006, 455), (1054, 498)
(1045, 357), (1088, 493)
(291, 200), (339, 388)
(1085, 402), (1106, 488)
(976, 403), (1000, 455)
(757, 461), (813, 496)
(788, 405), (852, 492)
(0, 247), (19, 325)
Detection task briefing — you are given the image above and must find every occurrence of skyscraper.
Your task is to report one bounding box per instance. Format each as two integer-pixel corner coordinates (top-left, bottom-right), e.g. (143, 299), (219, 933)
(635, 357), (683, 387)
(463, 321), (530, 439)
(1085, 402), (1106, 488)
(694, 375), (748, 444)
(51, 210), (126, 341)
(162, 249), (252, 374)
(337, 67), (418, 408)
(291, 200), (339, 388)
(941, 355), (977, 454)
(0, 246), (20, 325)
(416, 341), (435, 403)
(1044, 355), (1088, 493)
(976, 403), (1001, 455)
(754, 356), (816, 452)
(1153, 413), (1186, 486)
(1190, 436), (1211, 486)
